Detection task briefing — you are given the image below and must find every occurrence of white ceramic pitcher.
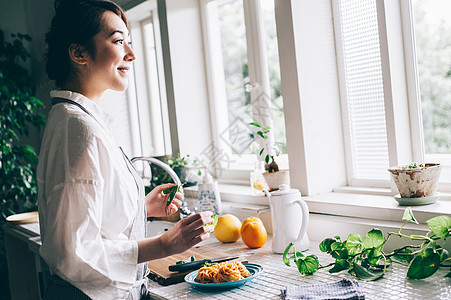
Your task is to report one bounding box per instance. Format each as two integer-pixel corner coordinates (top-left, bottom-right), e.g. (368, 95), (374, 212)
(264, 184), (310, 253)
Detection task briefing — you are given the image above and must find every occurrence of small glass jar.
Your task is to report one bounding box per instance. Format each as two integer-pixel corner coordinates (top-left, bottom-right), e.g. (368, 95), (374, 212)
(250, 161), (268, 196)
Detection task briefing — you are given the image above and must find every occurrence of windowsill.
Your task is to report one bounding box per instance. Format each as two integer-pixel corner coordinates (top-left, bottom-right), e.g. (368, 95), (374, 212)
(185, 184), (451, 224)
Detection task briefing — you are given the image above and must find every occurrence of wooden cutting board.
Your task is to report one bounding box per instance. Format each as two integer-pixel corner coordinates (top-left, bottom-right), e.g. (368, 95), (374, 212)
(146, 246), (232, 286)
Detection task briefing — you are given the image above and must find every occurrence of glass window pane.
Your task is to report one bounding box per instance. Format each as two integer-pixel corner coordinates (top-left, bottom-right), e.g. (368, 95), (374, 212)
(413, 0), (451, 154)
(216, 0), (253, 155)
(261, 0), (286, 153)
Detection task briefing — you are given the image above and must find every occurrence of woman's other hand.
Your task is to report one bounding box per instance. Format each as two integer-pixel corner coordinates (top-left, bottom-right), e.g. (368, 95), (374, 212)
(160, 211), (214, 255)
(137, 211), (214, 263)
(146, 183), (183, 217)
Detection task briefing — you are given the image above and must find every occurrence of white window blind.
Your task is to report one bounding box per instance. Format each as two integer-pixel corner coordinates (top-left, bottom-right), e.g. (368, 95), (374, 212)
(335, 0), (390, 183)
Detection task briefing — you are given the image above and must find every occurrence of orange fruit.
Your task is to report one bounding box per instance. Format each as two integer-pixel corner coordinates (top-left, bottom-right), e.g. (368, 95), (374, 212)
(214, 214), (242, 243)
(240, 217), (264, 235)
(241, 221), (267, 248)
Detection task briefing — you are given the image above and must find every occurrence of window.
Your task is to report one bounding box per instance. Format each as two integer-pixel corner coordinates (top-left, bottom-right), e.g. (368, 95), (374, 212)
(331, 0), (451, 192)
(99, 1), (171, 158)
(413, 0), (451, 184)
(201, 0), (287, 180)
(333, 0), (390, 186)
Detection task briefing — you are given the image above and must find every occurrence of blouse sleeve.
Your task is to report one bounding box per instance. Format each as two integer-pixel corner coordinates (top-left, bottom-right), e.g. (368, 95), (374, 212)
(39, 115), (138, 299)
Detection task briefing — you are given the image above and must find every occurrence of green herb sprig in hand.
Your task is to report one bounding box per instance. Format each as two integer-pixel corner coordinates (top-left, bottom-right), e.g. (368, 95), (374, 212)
(206, 214), (218, 227)
(283, 207), (451, 280)
(163, 184), (183, 207)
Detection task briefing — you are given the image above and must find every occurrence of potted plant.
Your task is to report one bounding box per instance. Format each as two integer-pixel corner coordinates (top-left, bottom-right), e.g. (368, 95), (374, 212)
(0, 29), (45, 297)
(388, 162), (442, 205)
(249, 122), (289, 191)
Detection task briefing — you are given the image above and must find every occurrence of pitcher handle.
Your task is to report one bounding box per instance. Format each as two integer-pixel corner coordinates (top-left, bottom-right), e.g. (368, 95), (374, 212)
(292, 199), (309, 244)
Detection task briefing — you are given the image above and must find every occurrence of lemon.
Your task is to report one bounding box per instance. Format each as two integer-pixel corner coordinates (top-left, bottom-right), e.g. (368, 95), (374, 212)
(213, 214), (242, 243)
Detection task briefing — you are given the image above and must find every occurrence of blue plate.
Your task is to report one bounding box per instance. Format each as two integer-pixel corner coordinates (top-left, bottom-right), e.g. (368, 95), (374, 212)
(184, 263), (263, 290)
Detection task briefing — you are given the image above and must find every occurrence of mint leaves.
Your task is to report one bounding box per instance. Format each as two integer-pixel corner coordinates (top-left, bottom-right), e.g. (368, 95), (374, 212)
(283, 208), (451, 281)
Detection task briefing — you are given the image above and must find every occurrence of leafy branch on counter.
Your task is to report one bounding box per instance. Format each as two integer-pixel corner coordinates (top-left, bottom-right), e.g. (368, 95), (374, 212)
(283, 207), (451, 280)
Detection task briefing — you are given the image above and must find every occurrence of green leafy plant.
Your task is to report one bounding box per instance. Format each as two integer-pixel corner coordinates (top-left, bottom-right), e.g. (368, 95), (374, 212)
(248, 122), (285, 173)
(283, 207), (451, 280)
(0, 29), (45, 226)
(403, 162), (425, 169)
(0, 29), (45, 297)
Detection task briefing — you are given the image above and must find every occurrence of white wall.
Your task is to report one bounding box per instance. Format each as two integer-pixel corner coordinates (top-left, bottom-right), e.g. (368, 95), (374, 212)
(276, 0), (347, 195)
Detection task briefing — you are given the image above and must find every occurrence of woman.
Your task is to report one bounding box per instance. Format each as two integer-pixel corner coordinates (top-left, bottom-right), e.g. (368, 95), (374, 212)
(37, 0), (214, 299)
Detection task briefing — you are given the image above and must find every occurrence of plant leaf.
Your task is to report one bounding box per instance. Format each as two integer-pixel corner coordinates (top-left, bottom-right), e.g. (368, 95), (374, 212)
(283, 242), (293, 266)
(402, 207), (418, 224)
(352, 263), (384, 281)
(330, 241), (348, 259)
(259, 148), (264, 156)
(367, 246), (383, 265)
(248, 122), (261, 128)
(363, 229), (384, 249)
(346, 233), (363, 256)
(439, 249), (449, 262)
(163, 185), (179, 207)
(426, 215), (451, 239)
(319, 238), (336, 253)
(329, 259), (350, 273)
(296, 255), (319, 275)
(257, 131), (265, 139)
(265, 155), (270, 164)
(407, 248), (441, 279)
(392, 248), (414, 264)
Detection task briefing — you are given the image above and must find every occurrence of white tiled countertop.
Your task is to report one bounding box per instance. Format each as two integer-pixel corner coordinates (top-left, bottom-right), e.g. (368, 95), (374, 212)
(147, 238), (451, 300)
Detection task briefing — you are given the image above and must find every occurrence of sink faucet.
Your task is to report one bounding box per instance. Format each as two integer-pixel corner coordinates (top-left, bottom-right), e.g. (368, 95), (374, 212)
(130, 156), (182, 185)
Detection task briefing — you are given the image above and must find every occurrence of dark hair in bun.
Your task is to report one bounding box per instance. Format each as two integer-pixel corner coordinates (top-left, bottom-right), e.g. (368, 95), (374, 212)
(45, 0), (127, 87)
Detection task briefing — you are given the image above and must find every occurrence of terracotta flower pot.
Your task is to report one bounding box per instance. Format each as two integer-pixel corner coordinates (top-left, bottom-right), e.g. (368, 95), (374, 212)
(263, 170), (290, 191)
(388, 163), (441, 198)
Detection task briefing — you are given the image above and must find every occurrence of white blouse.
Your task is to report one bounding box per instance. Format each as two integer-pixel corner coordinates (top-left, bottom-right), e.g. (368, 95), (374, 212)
(37, 90), (147, 299)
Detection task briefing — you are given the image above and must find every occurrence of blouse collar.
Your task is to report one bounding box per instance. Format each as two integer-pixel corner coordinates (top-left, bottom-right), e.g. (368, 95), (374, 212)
(50, 90), (114, 128)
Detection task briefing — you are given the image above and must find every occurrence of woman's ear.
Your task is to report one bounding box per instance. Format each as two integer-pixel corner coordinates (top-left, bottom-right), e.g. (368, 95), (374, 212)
(68, 44), (89, 65)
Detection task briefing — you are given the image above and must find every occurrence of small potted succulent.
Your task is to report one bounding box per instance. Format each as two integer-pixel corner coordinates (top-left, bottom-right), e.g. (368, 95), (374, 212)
(388, 162), (442, 205)
(249, 122), (289, 191)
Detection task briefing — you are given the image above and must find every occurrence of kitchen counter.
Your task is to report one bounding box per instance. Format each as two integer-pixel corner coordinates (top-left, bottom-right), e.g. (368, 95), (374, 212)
(147, 237), (451, 300)
(5, 222), (450, 300)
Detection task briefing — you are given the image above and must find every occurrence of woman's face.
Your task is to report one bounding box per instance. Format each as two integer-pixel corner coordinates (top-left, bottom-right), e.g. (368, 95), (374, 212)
(86, 11), (135, 94)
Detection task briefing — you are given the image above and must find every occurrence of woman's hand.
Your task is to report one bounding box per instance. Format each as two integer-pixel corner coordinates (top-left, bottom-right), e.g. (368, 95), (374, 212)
(137, 211), (214, 263)
(146, 183), (184, 217)
(159, 211), (214, 256)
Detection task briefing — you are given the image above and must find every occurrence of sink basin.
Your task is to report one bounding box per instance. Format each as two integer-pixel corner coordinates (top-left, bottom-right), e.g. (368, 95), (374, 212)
(146, 220), (175, 238)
